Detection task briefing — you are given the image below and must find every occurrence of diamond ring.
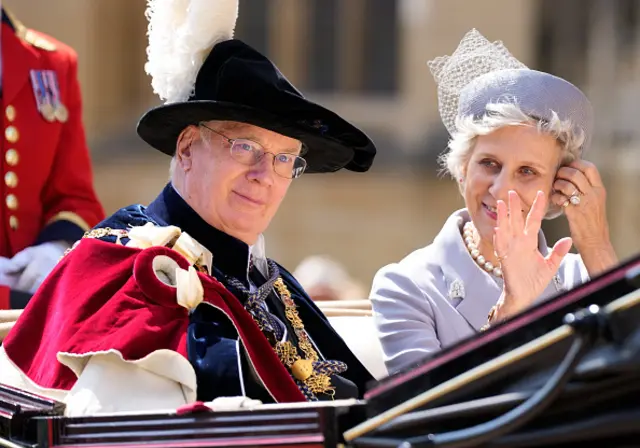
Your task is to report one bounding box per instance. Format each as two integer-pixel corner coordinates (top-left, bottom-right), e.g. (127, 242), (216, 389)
(569, 195), (581, 206)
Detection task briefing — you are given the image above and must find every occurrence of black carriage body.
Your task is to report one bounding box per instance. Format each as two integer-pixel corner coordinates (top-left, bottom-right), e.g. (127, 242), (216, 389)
(1, 394), (366, 448)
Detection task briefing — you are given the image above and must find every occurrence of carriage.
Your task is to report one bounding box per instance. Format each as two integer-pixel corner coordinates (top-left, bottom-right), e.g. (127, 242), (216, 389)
(2, 254), (639, 448)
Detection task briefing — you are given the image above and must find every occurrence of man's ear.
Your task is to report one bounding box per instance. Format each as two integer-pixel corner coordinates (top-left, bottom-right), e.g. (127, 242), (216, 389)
(176, 126), (198, 170)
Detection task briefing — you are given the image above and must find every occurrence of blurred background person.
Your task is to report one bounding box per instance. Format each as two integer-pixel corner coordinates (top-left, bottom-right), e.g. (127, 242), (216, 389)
(293, 255), (366, 302)
(0, 7), (104, 310)
(294, 254), (386, 380)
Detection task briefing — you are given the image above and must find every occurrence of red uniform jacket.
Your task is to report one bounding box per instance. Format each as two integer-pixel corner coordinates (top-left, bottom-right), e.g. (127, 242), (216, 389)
(0, 10), (104, 258)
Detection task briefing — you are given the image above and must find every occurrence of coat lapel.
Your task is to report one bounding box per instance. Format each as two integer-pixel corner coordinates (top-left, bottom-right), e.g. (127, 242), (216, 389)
(433, 210), (503, 331)
(431, 209), (564, 332)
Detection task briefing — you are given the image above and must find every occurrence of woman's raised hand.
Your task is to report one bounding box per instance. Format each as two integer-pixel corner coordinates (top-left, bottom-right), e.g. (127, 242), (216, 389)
(492, 190), (573, 321)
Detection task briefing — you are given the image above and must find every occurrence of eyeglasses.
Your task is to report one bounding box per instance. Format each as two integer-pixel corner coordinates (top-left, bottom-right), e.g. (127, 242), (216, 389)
(200, 124), (307, 179)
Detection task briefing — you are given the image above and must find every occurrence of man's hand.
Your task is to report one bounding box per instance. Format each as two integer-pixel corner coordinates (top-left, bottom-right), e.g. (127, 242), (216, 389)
(7, 242), (70, 294)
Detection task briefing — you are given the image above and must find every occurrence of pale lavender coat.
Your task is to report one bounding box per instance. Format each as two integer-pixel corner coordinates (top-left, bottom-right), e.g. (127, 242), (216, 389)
(370, 209), (590, 374)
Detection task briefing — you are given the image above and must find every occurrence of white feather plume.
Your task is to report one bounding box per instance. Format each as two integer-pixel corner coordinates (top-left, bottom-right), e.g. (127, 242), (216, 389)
(144, 0), (239, 104)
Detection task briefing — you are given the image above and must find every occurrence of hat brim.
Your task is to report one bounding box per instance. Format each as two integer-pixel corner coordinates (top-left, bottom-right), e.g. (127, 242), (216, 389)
(136, 100), (375, 174)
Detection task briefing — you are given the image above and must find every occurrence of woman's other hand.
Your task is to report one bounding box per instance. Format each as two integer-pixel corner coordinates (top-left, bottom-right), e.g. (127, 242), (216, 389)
(551, 160), (618, 276)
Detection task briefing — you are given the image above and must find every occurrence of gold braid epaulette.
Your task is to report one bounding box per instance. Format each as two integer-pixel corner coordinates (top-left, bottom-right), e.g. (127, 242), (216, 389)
(83, 227), (130, 240)
(64, 226), (211, 275)
(62, 227), (130, 258)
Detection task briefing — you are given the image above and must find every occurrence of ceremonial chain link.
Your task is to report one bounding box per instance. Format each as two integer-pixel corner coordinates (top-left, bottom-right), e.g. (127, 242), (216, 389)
(227, 260), (347, 400)
(226, 260), (284, 338)
(273, 277), (347, 400)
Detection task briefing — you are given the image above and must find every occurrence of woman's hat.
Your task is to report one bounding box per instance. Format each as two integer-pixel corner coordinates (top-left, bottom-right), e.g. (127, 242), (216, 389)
(428, 29), (594, 152)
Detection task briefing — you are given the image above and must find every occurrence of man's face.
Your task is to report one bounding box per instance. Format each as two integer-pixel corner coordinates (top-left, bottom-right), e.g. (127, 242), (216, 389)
(175, 121), (303, 245)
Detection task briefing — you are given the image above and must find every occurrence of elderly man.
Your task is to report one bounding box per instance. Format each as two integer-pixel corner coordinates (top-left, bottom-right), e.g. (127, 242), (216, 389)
(0, 0), (376, 415)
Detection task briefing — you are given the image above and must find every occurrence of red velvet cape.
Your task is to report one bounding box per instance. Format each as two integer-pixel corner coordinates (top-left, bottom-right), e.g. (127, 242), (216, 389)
(3, 238), (305, 402)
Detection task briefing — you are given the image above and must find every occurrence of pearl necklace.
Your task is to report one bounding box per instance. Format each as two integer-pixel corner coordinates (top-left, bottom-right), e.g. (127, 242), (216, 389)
(463, 222), (503, 278)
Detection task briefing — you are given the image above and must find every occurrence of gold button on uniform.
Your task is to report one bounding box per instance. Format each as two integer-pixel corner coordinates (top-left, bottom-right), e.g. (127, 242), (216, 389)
(9, 216), (19, 230)
(5, 149), (19, 166)
(5, 105), (16, 122)
(4, 172), (17, 188)
(6, 194), (18, 210)
(5, 126), (19, 143)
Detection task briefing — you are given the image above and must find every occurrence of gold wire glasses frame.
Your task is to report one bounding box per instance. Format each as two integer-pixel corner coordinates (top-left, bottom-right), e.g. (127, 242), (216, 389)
(200, 123), (308, 179)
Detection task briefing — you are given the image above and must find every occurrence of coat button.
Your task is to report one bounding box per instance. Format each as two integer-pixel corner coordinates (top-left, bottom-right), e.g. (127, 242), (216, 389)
(9, 216), (19, 230)
(5, 126), (19, 143)
(5, 105), (16, 122)
(4, 172), (17, 188)
(5, 149), (19, 166)
(6, 194), (18, 210)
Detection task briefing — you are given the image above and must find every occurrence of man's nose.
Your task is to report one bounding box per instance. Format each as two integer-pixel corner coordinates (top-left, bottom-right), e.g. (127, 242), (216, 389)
(247, 152), (275, 184)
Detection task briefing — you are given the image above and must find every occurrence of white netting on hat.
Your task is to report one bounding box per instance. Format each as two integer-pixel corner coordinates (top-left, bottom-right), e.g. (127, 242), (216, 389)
(428, 29), (528, 135)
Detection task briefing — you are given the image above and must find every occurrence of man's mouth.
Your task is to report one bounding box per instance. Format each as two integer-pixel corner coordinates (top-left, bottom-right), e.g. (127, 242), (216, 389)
(233, 191), (264, 206)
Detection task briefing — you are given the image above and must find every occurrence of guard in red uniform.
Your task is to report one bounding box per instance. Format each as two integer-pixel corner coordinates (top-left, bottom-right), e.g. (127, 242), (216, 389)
(0, 8), (105, 303)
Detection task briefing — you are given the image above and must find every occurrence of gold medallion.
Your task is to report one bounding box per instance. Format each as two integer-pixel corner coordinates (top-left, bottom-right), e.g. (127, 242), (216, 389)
(40, 103), (55, 122)
(54, 104), (69, 123)
(291, 359), (314, 381)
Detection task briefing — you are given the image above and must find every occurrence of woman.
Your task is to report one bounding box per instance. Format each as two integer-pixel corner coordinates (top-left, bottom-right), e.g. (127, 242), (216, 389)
(370, 29), (619, 374)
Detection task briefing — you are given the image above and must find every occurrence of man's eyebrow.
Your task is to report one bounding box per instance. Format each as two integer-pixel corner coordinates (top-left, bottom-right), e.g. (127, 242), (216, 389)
(241, 134), (302, 154)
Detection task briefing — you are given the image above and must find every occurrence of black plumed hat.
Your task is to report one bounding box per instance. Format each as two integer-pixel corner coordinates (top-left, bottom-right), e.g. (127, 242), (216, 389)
(137, 0), (376, 173)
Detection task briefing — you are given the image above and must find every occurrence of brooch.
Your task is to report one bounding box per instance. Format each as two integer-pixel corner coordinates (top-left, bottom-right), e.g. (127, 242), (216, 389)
(448, 279), (465, 300)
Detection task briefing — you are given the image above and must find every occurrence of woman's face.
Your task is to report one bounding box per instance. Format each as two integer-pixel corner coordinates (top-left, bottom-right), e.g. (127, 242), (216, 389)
(462, 125), (562, 244)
